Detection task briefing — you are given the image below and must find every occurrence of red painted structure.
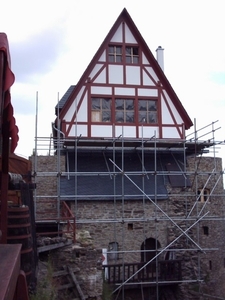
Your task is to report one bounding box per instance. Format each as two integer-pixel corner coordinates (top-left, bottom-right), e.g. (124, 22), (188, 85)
(0, 32), (19, 243)
(0, 33), (29, 300)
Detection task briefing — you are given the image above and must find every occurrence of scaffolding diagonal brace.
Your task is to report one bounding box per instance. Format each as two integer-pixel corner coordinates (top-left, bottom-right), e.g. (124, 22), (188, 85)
(109, 159), (204, 252)
(112, 211), (208, 295)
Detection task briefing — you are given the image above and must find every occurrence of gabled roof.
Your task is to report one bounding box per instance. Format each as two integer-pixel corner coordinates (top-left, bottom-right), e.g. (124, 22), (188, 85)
(55, 85), (75, 115)
(56, 8), (192, 130)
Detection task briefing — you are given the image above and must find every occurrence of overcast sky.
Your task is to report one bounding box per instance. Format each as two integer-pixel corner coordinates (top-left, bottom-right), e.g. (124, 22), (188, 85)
(1, 0), (225, 165)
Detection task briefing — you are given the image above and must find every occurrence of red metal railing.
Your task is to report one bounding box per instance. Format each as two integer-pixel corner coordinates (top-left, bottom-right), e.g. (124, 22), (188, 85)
(36, 201), (76, 242)
(61, 201), (76, 242)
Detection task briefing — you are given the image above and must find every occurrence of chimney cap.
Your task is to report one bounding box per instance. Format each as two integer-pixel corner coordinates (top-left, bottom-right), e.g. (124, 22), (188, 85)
(156, 45), (164, 50)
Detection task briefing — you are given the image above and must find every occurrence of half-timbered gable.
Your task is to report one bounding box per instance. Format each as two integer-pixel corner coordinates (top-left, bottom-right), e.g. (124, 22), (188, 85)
(55, 8), (193, 142)
(52, 8), (195, 203)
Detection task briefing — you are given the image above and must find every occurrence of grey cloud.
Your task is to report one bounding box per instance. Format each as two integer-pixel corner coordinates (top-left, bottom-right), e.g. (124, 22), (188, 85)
(11, 91), (36, 115)
(10, 26), (67, 83)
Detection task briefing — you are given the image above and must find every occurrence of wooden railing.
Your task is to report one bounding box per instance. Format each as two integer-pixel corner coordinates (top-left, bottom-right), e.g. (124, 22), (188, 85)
(103, 260), (182, 284)
(36, 201), (76, 242)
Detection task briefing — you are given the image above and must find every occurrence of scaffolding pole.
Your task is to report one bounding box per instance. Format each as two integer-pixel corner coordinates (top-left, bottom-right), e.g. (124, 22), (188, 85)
(33, 119), (225, 300)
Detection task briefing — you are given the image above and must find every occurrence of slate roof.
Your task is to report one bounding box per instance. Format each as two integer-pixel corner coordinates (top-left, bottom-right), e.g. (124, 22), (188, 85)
(55, 85), (75, 115)
(60, 151), (190, 201)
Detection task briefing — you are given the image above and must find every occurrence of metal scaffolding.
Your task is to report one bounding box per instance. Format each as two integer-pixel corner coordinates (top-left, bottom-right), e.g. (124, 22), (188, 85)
(33, 117), (225, 299)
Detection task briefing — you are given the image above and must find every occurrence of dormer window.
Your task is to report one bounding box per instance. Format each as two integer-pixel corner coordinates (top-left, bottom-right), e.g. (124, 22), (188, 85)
(138, 100), (158, 124)
(108, 45), (122, 63)
(126, 46), (139, 64)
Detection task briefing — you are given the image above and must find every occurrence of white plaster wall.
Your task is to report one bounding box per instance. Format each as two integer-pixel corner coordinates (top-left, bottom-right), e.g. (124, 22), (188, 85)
(161, 99), (174, 124)
(77, 92), (88, 122)
(138, 126), (159, 138)
(91, 125), (112, 137)
(93, 68), (106, 84)
(64, 87), (85, 122)
(162, 126), (181, 139)
(163, 91), (183, 124)
(68, 124), (87, 137)
(115, 126), (136, 137)
(110, 23), (123, 43)
(125, 24), (137, 43)
(109, 65), (123, 84)
(145, 67), (159, 83)
(126, 66), (140, 85)
(115, 87), (135, 96)
(142, 69), (155, 86)
(142, 53), (149, 65)
(98, 50), (106, 62)
(89, 64), (104, 80)
(91, 86), (112, 95)
(138, 88), (158, 97)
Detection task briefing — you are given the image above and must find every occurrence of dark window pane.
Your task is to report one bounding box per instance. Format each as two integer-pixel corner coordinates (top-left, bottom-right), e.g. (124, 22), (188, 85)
(116, 111), (124, 122)
(116, 56), (122, 63)
(92, 98), (100, 110)
(133, 56), (139, 63)
(126, 100), (134, 110)
(115, 99), (124, 110)
(133, 47), (139, 55)
(108, 46), (114, 53)
(116, 47), (122, 54)
(102, 111), (111, 122)
(126, 112), (134, 123)
(148, 112), (157, 123)
(149, 101), (157, 111)
(139, 112), (147, 123)
(126, 57), (132, 63)
(139, 100), (147, 111)
(126, 47), (131, 54)
(108, 55), (114, 62)
(102, 99), (111, 110)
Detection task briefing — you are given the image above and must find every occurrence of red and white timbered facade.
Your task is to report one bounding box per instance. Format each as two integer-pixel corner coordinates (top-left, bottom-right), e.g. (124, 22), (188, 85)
(56, 9), (192, 141)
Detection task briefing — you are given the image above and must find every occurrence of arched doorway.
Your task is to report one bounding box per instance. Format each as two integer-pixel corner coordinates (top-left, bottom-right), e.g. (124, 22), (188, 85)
(141, 238), (161, 275)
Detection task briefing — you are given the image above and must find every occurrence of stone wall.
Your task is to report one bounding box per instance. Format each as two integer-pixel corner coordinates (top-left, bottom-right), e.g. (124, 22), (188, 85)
(30, 155), (65, 219)
(32, 154), (225, 299)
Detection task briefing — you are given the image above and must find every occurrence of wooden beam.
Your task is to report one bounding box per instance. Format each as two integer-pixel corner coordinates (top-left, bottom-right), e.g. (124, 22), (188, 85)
(68, 266), (86, 300)
(37, 240), (72, 254)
